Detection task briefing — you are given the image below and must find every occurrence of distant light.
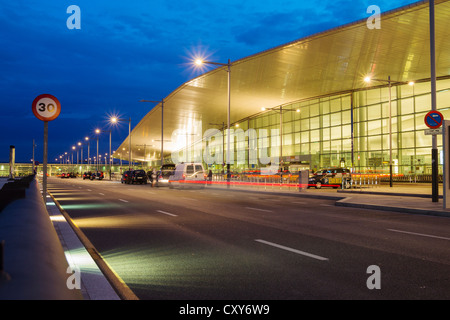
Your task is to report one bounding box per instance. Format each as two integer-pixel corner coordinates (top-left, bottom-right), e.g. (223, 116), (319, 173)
(408, 81), (415, 86)
(235, 123), (239, 128)
(111, 117), (118, 123)
(95, 129), (100, 134)
(261, 107), (266, 111)
(195, 59), (204, 66)
(296, 109), (300, 113)
(364, 76), (371, 83)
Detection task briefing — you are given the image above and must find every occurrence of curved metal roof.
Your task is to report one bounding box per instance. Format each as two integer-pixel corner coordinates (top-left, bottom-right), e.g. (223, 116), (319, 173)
(114, 0), (450, 163)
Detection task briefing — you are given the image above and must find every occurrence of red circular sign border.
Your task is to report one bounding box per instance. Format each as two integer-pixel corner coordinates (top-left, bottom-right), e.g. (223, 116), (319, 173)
(424, 110), (444, 129)
(32, 94), (61, 122)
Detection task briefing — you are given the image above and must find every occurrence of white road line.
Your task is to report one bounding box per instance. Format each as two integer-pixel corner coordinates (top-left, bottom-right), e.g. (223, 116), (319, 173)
(87, 189), (92, 192)
(182, 197), (198, 201)
(245, 207), (273, 213)
(320, 204), (333, 207)
(99, 193), (104, 196)
(388, 229), (450, 241)
(255, 239), (329, 261)
(118, 199), (129, 203)
(157, 210), (178, 217)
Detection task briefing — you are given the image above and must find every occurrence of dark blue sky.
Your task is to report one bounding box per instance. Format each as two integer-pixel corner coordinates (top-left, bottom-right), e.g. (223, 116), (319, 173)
(0, 0), (416, 163)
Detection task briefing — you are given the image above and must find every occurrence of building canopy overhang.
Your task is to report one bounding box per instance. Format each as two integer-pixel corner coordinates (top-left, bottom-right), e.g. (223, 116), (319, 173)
(114, 0), (450, 163)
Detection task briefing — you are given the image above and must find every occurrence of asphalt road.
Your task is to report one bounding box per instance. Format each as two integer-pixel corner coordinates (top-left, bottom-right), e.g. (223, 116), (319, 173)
(47, 177), (450, 300)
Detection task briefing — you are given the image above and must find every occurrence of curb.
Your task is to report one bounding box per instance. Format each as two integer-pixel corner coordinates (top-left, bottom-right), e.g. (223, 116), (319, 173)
(48, 191), (139, 300)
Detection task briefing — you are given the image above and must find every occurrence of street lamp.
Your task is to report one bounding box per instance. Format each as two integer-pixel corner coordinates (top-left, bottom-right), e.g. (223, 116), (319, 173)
(364, 76), (414, 187)
(85, 137), (90, 166)
(72, 145), (76, 165)
(111, 116), (132, 170)
(95, 128), (112, 180)
(194, 58), (232, 185)
(95, 129), (100, 171)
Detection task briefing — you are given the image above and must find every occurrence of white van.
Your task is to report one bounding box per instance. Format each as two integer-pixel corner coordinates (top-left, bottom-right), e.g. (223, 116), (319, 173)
(168, 163), (206, 188)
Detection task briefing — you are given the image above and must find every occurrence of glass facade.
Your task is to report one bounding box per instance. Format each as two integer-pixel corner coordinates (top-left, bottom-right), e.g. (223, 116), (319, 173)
(201, 77), (450, 179)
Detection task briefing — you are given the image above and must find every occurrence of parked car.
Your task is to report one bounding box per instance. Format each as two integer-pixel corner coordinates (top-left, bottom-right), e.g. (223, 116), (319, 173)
(91, 171), (104, 180)
(121, 170), (133, 184)
(83, 172), (92, 180)
(155, 164), (176, 187)
(168, 163), (206, 188)
(131, 169), (148, 184)
(69, 172), (76, 178)
(60, 172), (69, 178)
(308, 168), (351, 189)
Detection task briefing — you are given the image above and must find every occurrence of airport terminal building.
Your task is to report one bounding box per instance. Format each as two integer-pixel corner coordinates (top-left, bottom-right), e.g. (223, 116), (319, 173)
(114, 0), (450, 179)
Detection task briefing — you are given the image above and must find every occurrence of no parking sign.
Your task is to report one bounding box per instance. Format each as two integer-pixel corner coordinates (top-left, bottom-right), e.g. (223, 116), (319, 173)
(424, 110), (444, 129)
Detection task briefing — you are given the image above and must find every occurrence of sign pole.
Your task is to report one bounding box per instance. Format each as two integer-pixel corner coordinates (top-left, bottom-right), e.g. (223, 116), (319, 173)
(430, 0), (438, 202)
(32, 93), (61, 204)
(43, 121), (48, 203)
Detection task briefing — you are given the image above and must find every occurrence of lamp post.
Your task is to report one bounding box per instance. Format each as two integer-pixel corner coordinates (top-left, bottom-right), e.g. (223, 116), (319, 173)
(364, 76), (414, 187)
(111, 116), (132, 170)
(85, 137), (90, 167)
(95, 129), (100, 171)
(194, 58), (232, 185)
(140, 99), (165, 169)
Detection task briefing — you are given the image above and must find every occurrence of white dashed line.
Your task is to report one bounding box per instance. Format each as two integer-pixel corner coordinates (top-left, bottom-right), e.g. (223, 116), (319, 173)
(388, 229), (450, 241)
(118, 199), (128, 203)
(245, 207), (273, 213)
(255, 239), (329, 261)
(157, 210), (177, 217)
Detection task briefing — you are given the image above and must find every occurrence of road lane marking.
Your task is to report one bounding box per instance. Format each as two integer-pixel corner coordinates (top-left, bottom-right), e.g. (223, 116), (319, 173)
(182, 197), (198, 201)
(99, 193), (105, 196)
(157, 210), (177, 217)
(119, 199), (129, 203)
(388, 229), (450, 241)
(87, 189), (92, 191)
(255, 239), (329, 261)
(245, 207), (273, 213)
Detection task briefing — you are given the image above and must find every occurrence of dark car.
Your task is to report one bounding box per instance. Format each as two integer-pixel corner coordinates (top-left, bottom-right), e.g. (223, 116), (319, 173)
(121, 170), (133, 184)
(83, 172), (92, 180)
(69, 172), (76, 178)
(308, 168), (351, 189)
(131, 169), (148, 184)
(61, 172), (69, 178)
(91, 171), (104, 180)
(155, 164), (176, 187)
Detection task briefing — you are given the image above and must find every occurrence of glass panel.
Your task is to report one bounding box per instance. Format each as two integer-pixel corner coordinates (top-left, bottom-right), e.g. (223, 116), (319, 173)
(368, 120), (381, 135)
(322, 114), (330, 127)
(330, 98), (341, 113)
(331, 126), (341, 139)
(415, 94), (431, 113)
(400, 98), (414, 115)
(342, 110), (351, 124)
(401, 131), (415, 148)
(368, 136), (382, 150)
(330, 113), (341, 126)
(310, 116), (320, 130)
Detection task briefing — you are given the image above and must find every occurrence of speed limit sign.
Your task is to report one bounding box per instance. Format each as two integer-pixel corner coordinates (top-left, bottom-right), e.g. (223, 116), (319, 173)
(32, 94), (61, 121)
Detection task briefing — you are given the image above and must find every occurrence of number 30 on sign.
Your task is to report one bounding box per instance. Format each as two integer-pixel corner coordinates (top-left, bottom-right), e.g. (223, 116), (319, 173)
(32, 94), (61, 122)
